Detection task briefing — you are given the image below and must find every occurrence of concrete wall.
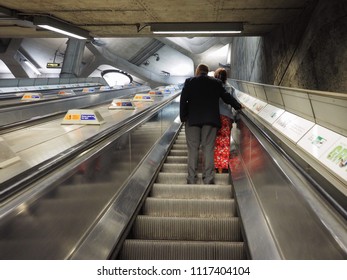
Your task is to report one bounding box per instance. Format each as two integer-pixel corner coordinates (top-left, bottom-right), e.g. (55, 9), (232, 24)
(229, 0), (347, 93)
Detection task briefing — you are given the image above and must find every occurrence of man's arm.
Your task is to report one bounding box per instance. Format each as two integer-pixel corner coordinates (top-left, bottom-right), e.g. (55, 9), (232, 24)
(179, 79), (190, 122)
(220, 86), (242, 110)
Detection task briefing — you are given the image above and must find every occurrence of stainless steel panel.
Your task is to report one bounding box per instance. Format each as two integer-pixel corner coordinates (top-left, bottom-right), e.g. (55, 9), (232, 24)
(246, 84), (257, 97)
(264, 86), (284, 108)
(236, 117), (347, 259)
(235, 81), (248, 93)
(233, 80), (345, 136)
(254, 85), (267, 102)
(310, 94), (347, 137)
(280, 89), (315, 121)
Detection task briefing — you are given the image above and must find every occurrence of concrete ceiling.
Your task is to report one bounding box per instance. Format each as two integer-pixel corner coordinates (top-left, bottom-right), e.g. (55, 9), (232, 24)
(0, 0), (312, 38)
(0, 0), (315, 85)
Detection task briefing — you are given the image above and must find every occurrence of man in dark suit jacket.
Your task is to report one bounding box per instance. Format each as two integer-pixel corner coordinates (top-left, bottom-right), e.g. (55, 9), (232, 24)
(180, 63), (242, 184)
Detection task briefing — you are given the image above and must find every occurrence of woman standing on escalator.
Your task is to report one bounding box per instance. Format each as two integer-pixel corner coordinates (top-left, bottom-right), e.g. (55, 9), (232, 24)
(213, 68), (237, 173)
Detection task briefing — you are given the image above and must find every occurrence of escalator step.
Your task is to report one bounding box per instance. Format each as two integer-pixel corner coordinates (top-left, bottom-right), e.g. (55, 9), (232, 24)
(118, 240), (245, 260)
(142, 198), (236, 217)
(132, 216), (242, 241)
(165, 156), (187, 164)
(172, 144), (187, 150)
(161, 163), (187, 173)
(156, 173), (229, 185)
(151, 184), (232, 199)
(169, 150), (188, 157)
(174, 139), (186, 144)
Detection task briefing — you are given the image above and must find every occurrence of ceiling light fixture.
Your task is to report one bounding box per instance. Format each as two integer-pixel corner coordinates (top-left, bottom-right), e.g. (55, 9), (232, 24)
(24, 60), (41, 75)
(17, 50), (41, 75)
(33, 16), (91, 40)
(150, 22), (243, 34)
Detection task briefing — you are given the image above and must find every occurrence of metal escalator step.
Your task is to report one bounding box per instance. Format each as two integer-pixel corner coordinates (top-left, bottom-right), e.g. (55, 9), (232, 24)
(150, 184), (232, 199)
(174, 139), (186, 144)
(161, 163), (187, 173)
(142, 198), (236, 217)
(165, 156), (187, 164)
(169, 150), (188, 157)
(118, 240), (246, 260)
(156, 173), (229, 185)
(172, 144), (187, 150)
(155, 172), (187, 184)
(132, 216), (242, 241)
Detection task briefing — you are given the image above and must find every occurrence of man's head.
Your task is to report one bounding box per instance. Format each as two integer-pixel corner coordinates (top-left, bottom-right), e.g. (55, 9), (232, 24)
(195, 63), (209, 76)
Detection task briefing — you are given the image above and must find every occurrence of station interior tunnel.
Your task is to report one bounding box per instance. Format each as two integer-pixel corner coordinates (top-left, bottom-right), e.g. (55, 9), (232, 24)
(0, 82), (345, 260)
(0, 0), (346, 260)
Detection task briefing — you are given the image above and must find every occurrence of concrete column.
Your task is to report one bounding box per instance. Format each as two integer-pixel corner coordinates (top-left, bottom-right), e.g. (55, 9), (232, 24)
(0, 38), (29, 78)
(60, 38), (86, 78)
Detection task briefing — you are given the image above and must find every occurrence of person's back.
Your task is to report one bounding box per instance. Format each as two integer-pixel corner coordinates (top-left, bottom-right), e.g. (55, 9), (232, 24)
(181, 74), (225, 128)
(180, 63), (242, 184)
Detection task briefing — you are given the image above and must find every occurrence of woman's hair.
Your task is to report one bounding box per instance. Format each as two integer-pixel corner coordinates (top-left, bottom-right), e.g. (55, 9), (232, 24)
(214, 68), (227, 84)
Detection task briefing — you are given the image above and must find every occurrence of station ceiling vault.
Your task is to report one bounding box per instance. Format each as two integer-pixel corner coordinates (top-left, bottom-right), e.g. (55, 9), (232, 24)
(0, 0), (313, 38)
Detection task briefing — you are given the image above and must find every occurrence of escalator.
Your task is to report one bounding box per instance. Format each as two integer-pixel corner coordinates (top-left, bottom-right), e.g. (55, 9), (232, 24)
(117, 127), (247, 260)
(0, 89), (345, 260)
(0, 120), (164, 260)
(111, 113), (346, 260)
(0, 86), (183, 260)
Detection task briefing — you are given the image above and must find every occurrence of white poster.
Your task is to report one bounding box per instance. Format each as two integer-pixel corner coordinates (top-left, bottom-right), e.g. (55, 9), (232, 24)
(241, 95), (257, 110)
(273, 112), (315, 143)
(258, 104), (285, 124)
(249, 99), (267, 115)
(320, 137), (347, 182)
(235, 90), (245, 100)
(297, 125), (343, 159)
(238, 92), (252, 104)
